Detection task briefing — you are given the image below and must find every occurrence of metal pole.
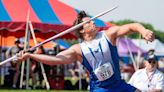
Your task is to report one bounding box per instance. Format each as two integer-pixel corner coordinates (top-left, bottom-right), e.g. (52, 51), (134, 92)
(20, 9), (30, 89)
(26, 29), (30, 89)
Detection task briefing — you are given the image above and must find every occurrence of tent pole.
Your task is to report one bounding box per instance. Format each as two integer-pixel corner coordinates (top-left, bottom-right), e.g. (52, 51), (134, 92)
(19, 25), (29, 89)
(29, 21), (50, 90)
(20, 9), (30, 89)
(125, 37), (137, 71)
(136, 34), (142, 69)
(0, 30), (3, 86)
(78, 39), (82, 90)
(25, 29), (30, 89)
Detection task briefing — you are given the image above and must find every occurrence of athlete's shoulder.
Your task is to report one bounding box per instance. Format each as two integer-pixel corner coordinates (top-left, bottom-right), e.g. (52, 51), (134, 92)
(69, 44), (80, 51)
(69, 44), (81, 54)
(69, 44), (82, 62)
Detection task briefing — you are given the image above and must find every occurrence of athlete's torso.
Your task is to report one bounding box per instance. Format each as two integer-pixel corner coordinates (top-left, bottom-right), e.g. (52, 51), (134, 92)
(80, 31), (121, 87)
(79, 31), (136, 92)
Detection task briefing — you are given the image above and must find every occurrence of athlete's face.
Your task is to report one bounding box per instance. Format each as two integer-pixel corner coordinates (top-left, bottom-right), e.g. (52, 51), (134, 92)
(81, 17), (97, 33)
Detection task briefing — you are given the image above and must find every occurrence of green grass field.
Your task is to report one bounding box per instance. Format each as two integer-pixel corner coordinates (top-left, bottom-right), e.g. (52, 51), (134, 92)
(0, 90), (88, 92)
(0, 77), (89, 92)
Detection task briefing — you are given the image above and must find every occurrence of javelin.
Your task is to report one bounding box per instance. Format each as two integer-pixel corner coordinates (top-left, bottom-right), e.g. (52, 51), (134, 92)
(0, 6), (118, 66)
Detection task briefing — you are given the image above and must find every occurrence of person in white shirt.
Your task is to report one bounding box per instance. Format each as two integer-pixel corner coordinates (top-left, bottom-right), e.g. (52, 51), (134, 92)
(129, 52), (164, 92)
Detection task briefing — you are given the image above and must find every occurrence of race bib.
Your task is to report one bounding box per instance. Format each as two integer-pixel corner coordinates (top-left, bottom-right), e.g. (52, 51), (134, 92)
(94, 63), (114, 81)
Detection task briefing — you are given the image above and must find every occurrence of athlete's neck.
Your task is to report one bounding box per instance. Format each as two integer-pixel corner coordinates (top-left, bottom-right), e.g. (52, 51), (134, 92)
(83, 32), (97, 41)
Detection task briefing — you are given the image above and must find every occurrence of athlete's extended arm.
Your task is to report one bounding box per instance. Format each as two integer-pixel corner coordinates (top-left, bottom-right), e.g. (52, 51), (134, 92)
(105, 23), (155, 44)
(17, 45), (79, 66)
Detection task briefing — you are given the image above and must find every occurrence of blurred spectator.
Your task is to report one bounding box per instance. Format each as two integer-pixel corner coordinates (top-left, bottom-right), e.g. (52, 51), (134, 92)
(67, 61), (89, 90)
(47, 45), (65, 90)
(120, 60), (135, 82)
(129, 50), (164, 92)
(5, 38), (23, 88)
(68, 61), (80, 80)
(30, 45), (44, 89)
(158, 57), (164, 73)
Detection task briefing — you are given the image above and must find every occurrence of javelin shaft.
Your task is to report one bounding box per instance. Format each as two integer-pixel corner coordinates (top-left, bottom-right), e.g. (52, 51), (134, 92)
(0, 6), (118, 66)
(30, 6), (118, 51)
(0, 55), (17, 66)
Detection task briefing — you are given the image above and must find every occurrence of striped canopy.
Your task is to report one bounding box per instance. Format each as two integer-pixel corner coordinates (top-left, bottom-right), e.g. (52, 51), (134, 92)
(0, 0), (111, 32)
(0, 0), (112, 48)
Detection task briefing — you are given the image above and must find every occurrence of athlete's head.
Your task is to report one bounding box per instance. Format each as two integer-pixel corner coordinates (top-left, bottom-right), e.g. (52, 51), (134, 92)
(73, 11), (96, 40)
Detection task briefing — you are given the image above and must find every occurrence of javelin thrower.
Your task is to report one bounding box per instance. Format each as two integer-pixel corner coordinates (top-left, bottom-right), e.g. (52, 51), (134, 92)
(16, 6), (155, 92)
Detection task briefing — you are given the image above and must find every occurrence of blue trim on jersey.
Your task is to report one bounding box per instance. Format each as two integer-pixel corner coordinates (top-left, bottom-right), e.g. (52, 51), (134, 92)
(106, 40), (121, 79)
(88, 47), (98, 62)
(98, 42), (104, 58)
(81, 52), (93, 73)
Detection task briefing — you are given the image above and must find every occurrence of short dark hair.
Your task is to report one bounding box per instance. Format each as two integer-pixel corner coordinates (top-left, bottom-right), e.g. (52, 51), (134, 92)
(73, 10), (88, 39)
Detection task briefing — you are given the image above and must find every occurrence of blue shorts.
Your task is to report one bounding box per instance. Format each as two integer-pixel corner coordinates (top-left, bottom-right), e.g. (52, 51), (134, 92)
(91, 80), (136, 92)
